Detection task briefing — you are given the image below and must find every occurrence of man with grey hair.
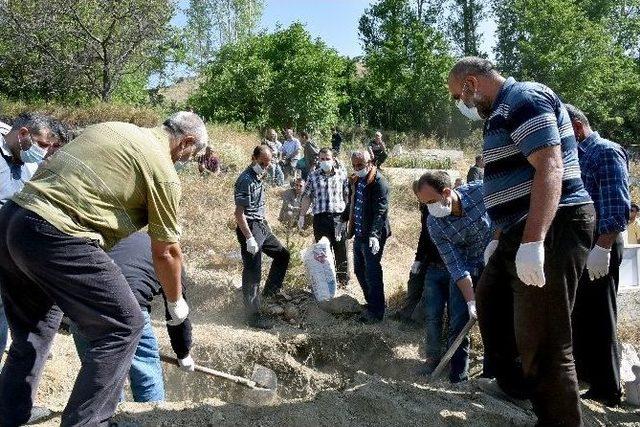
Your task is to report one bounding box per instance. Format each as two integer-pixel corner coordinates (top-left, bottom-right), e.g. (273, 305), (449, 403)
(566, 103), (629, 407)
(448, 57), (594, 426)
(344, 149), (390, 323)
(0, 112), (206, 425)
(369, 131), (388, 168)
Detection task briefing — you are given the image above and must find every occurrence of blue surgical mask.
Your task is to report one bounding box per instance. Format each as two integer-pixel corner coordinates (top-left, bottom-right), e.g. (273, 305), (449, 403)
(20, 137), (47, 165)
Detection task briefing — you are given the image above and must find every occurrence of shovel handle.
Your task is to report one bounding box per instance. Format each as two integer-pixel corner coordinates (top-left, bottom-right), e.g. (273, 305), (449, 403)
(160, 353), (258, 389)
(430, 317), (476, 381)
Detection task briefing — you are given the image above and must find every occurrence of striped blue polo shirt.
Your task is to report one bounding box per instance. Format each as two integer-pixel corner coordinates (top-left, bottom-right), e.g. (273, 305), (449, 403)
(482, 77), (591, 230)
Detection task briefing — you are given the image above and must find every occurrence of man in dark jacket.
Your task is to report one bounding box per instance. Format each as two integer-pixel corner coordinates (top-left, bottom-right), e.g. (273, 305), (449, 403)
(345, 149), (391, 323)
(70, 232), (193, 402)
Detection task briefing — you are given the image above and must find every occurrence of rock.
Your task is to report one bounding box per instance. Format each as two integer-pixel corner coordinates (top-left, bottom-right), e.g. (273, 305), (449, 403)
(283, 304), (299, 320)
(621, 342), (640, 406)
(226, 276), (242, 290)
(267, 305), (285, 316)
(318, 294), (362, 315)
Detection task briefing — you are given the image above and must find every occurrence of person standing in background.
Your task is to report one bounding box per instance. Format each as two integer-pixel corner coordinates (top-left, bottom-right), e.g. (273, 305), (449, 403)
(281, 128), (302, 180)
(331, 127), (343, 155)
(466, 155), (484, 182)
(262, 128), (285, 186)
(369, 131), (388, 168)
(627, 203), (640, 244)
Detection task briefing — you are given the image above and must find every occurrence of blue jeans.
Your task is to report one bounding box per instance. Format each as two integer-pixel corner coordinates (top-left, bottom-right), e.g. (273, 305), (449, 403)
(424, 264), (470, 382)
(71, 310), (165, 402)
(0, 297), (7, 357)
(353, 236), (386, 318)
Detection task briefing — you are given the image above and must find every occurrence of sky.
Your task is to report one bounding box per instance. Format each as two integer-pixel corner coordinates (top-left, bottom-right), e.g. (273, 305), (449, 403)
(258, 0), (497, 58)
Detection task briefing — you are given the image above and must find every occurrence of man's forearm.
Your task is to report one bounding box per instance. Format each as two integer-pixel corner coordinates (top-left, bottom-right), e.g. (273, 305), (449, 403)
(596, 232), (619, 249)
(152, 244), (183, 302)
(299, 196), (312, 219)
(456, 276), (475, 302)
(522, 152), (563, 242)
(235, 207), (252, 239)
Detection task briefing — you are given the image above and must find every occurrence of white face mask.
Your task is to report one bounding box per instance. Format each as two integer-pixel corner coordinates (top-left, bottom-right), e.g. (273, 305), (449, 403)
(427, 198), (452, 217)
(253, 163), (265, 177)
(355, 167), (369, 178)
(320, 160), (333, 173)
(456, 98), (483, 121)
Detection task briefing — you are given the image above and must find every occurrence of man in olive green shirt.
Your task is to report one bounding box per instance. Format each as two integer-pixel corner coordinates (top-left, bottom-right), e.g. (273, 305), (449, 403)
(0, 112), (207, 426)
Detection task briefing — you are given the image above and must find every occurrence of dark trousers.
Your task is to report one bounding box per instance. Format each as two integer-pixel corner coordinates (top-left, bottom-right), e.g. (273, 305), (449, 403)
(396, 266), (427, 323)
(236, 220), (290, 315)
(0, 202), (144, 427)
(312, 212), (349, 285)
(372, 149), (387, 167)
(353, 236), (386, 318)
(572, 235), (623, 400)
(477, 204), (595, 427)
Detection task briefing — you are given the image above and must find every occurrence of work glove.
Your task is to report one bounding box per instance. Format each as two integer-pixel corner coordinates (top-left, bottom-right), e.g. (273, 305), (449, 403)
(167, 296), (189, 326)
(178, 354), (195, 372)
(297, 216), (305, 230)
(467, 300), (477, 320)
(335, 221), (346, 242)
(483, 240), (499, 266)
(410, 261), (422, 275)
(586, 245), (611, 281)
(515, 241), (545, 287)
(246, 236), (259, 255)
(369, 237), (380, 255)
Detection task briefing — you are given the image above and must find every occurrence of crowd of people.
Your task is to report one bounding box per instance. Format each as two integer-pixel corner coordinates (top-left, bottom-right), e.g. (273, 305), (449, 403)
(0, 55), (636, 426)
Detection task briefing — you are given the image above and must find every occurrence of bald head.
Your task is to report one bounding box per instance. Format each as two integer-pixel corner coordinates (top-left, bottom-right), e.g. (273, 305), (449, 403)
(447, 56), (506, 120)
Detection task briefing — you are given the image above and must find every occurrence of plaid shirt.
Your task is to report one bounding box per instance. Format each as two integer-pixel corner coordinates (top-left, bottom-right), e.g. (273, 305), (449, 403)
(302, 161), (349, 215)
(578, 131), (630, 235)
(427, 182), (492, 283)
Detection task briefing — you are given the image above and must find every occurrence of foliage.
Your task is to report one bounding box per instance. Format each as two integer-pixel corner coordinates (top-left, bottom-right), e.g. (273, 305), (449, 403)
(386, 155), (453, 169)
(358, 0), (465, 138)
(190, 23), (350, 131)
(494, 0), (640, 144)
(184, 0), (264, 71)
(0, 0), (177, 102)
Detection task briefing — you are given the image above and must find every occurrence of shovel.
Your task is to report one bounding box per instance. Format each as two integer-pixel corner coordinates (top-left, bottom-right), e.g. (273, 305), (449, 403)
(160, 353), (278, 392)
(430, 317), (476, 381)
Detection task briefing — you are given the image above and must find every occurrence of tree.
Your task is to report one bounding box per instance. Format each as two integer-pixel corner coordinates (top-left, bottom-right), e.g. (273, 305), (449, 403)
(184, 0), (264, 71)
(358, 0), (459, 137)
(191, 23), (351, 130)
(0, 0), (175, 102)
(446, 0), (485, 56)
(494, 0), (640, 144)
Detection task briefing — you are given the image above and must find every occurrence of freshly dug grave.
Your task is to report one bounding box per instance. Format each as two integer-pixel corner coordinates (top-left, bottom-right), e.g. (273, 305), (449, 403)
(32, 274), (640, 427)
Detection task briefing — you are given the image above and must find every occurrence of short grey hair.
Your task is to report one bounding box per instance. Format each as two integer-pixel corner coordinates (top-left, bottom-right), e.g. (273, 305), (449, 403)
(449, 56), (499, 80)
(351, 149), (371, 163)
(11, 112), (53, 136)
(564, 104), (591, 127)
(163, 111), (208, 153)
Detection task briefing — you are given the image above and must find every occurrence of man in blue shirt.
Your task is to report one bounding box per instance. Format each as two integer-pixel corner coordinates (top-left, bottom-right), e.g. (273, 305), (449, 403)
(416, 172), (492, 383)
(344, 149), (390, 324)
(448, 57), (595, 427)
(566, 104), (629, 407)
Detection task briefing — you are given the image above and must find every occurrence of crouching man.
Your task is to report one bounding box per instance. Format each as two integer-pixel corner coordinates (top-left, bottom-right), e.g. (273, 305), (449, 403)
(416, 172), (492, 382)
(71, 232), (194, 402)
(234, 146), (291, 330)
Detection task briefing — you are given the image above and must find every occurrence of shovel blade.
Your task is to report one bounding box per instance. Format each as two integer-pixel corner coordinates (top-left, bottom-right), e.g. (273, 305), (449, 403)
(251, 364), (278, 391)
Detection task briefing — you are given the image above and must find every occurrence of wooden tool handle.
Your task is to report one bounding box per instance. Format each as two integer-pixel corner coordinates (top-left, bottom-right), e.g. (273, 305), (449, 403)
(430, 317), (476, 381)
(160, 353), (258, 388)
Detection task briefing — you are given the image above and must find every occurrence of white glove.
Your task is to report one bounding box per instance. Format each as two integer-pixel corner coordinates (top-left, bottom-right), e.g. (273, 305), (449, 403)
(586, 245), (610, 281)
(167, 296), (189, 326)
(178, 354), (195, 372)
(246, 236), (259, 255)
(369, 237), (380, 255)
(410, 261), (422, 275)
(297, 216), (305, 230)
(515, 241), (546, 287)
(484, 240), (499, 265)
(467, 300), (477, 319)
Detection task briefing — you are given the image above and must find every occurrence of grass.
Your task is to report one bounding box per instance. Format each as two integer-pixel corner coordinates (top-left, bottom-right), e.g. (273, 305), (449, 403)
(386, 155), (453, 170)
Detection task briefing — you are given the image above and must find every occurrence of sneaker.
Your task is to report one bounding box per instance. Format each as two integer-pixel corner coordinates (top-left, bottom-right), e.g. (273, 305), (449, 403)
(247, 313), (274, 330)
(358, 310), (383, 325)
(26, 406), (53, 425)
(477, 378), (532, 411)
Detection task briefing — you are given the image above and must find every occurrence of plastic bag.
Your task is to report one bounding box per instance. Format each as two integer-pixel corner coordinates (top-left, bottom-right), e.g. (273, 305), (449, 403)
(301, 237), (337, 301)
